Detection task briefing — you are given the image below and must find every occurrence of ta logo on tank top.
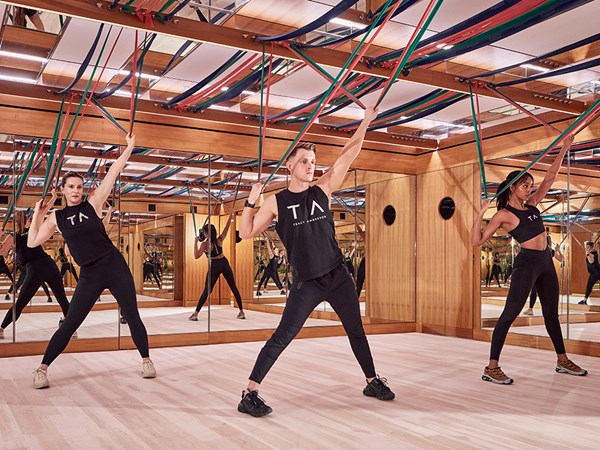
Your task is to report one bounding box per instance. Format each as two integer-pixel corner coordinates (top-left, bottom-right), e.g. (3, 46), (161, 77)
(527, 213), (538, 221)
(66, 212), (89, 226)
(287, 200), (326, 226)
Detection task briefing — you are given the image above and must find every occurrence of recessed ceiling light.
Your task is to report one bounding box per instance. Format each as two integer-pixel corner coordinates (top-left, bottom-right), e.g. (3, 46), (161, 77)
(329, 18), (367, 29)
(0, 74), (36, 84)
(0, 50), (47, 63)
(520, 63), (550, 73)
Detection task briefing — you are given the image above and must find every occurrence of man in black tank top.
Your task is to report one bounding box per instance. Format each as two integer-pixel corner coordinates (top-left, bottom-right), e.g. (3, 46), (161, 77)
(236, 106), (394, 417)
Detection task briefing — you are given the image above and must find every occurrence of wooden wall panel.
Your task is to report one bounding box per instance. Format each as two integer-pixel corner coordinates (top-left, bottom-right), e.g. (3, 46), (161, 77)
(367, 175), (416, 322)
(182, 213), (208, 307)
(417, 164), (477, 337)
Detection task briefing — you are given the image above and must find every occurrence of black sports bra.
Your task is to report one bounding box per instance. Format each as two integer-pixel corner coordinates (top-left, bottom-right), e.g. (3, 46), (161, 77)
(504, 204), (545, 244)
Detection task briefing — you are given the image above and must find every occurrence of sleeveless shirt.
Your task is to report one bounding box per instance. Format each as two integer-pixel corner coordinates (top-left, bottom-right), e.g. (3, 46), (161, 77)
(275, 185), (343, 281)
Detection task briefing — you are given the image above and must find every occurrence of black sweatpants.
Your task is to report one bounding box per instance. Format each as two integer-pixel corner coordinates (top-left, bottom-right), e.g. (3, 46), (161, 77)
(195, 257), (243, 312)
(42, 249), (149, 366)
(490, 248), (565, 361)
(60, 262), (79, 282)
(584, 271), (599, 298)
(1, 256), (69, 329)
(257, 268), (283, 291)
(529, 286), (538, 309)
(249, 263), (375, 383)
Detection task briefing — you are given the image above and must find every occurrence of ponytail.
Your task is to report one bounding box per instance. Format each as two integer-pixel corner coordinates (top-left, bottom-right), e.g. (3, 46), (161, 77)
(496, 170), (533, 211)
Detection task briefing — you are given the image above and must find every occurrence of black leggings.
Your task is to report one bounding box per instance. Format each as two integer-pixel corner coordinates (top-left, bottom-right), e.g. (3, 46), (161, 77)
(42, 249), (149, 366)
(195, 257), (243, 312)
(356, 257), (365, 296)
(60, 262), (79, 282)
(529, 286), (538, 309)
(490, 248), (565, 361)
(1, 257), (69, 329)
(585, 271), (599, 299)
(144, 263), (161, 288)
(257, 268), (283, 291)
(9, 266), (51, 298)
(249, 264), (375, 383)
(0, 264), (13, 283)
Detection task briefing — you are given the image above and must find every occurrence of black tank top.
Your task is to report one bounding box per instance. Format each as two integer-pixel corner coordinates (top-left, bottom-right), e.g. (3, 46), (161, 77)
(204, 241), (223, 258)
(504, 204), (545, 244)
(59, 252), (69, 264)
(15, 230), (48, 265)
(587, 250), (599, 274)
(275, 185), (343, 281)
(55, 201), (114, 266)
(266, 255), (279, 271)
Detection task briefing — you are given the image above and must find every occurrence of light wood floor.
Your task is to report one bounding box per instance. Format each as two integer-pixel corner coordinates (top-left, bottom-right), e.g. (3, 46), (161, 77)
(0, 305), (340, 344)
(1, 333), (599, 449)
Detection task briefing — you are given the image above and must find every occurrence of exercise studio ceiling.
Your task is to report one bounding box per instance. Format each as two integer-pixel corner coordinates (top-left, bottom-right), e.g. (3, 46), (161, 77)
(0, 0), (599, 221)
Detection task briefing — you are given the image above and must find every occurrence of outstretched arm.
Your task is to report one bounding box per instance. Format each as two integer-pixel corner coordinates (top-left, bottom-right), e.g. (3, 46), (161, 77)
(89, 134), (135, 214)
(317, 106), (378, 197)
(218, 211), (235, 241)
(472, 199), (504, 247)
(239, 183), (277, 239)
(528, 134), (574, 206)
(27, 190), (59, 247)
(193, 236), (208, 260)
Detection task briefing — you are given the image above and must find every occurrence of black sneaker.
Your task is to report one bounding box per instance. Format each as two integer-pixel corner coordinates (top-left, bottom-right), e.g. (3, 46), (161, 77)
(363, 376), (395, 400)
(47, 297), (53, 302)
(120, 316), (127, 324)
(237, 390), (273, 417)
(58, 318), (64, 327)
(578, 299), (588, 305)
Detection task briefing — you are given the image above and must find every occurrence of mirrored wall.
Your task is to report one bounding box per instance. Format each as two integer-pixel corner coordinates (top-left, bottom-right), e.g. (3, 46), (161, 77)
(480, 147), (600, 346)
(1, 135), (416, 353)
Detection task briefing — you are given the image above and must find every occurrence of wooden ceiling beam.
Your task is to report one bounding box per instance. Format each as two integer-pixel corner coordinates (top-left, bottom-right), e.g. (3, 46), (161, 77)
(3, 0), (585, 115)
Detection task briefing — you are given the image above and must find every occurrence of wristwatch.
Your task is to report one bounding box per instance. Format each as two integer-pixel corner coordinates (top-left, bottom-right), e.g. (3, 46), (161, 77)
(244, 200), (256, 208)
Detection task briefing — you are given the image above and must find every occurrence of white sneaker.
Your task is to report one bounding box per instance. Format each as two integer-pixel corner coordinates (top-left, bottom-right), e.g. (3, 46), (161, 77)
(32, 368), (49, 389)
(523, 308), (534, 316)
(142, 360), (157, 379)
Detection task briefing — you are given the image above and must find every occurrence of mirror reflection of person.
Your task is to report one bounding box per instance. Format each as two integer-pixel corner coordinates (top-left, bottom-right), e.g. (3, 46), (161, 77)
(27, 134), (156, 389)
(473, 134), (587, 385)
(237, 106), (394, 417)
(579, 240), (600, 305)
(189, 211), (245, 321)
(13, 7), (45, 31)
(256, 238), (284, 296)
(0, 211), (70, 340)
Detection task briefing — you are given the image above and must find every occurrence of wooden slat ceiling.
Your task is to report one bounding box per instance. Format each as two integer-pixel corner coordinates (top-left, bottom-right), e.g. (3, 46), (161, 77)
(0, 0), (599, 218)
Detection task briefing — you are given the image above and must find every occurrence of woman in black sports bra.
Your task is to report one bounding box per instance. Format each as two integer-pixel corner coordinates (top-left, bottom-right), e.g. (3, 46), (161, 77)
(188, 211), (245, 321)
(473, 134), (586, 384)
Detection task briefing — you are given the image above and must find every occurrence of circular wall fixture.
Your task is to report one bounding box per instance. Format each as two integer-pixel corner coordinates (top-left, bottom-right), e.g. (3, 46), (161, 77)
(383, 205), (396, 225)
(439, 197), (455, 220)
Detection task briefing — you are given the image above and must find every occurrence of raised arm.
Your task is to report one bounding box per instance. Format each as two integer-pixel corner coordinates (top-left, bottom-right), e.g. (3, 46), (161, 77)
(193, 236), (208, 260)
(27, 190), (59, 247)
(88, 134), (135, 214)
(218, 211), (235, 241)
(239, 183), (277, 239)
(317, 106), (378, 197)
(528, 134), (574, 206)
(472, 199), (504, 247)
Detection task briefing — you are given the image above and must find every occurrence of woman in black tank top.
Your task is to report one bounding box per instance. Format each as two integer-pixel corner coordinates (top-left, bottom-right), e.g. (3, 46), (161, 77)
(27, 134), (155, 389)
(579, 241), (600, 305)
(189, 212), (244, 321)
(472, 134), (586, 384)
